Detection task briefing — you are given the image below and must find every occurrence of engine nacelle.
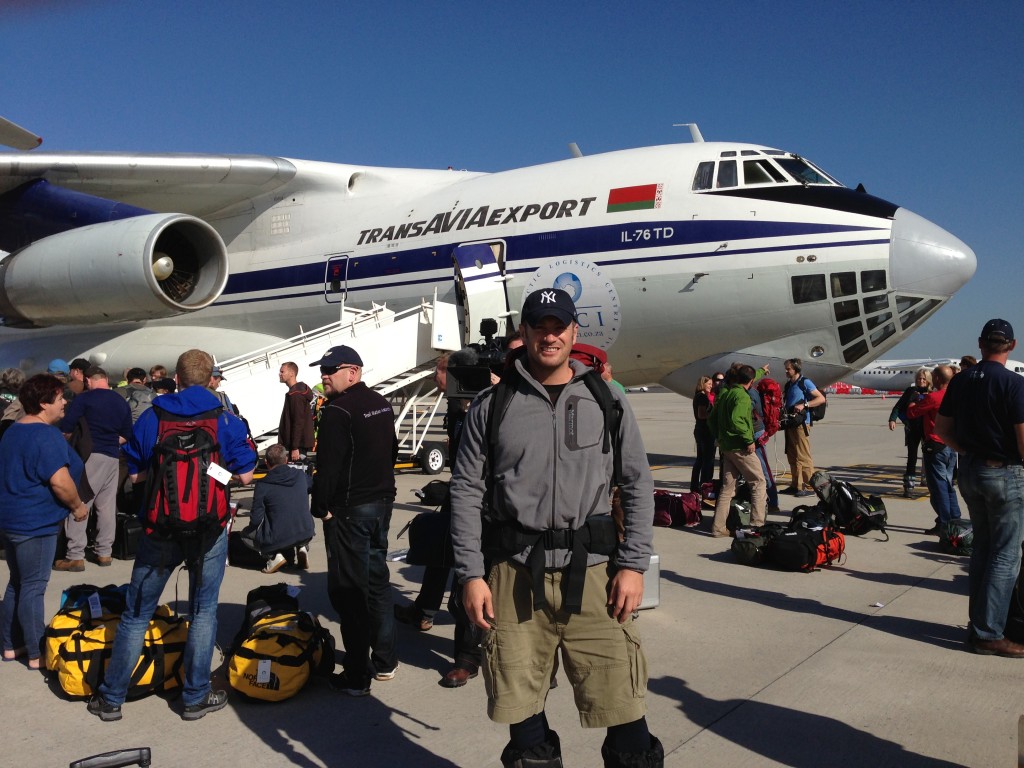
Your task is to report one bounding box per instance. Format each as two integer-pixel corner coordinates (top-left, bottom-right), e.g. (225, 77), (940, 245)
(0, 213), (228, 327)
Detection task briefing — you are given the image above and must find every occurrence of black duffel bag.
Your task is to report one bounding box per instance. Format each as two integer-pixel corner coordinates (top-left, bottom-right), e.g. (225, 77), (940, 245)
(406, 509), (454, 569)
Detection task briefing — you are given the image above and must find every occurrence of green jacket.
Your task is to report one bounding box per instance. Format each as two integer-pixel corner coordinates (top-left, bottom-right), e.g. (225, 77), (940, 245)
(708, 384), (754, 452)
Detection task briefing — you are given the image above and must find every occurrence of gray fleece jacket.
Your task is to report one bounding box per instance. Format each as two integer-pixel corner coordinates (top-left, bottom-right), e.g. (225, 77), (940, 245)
(449, 357), (655, 584)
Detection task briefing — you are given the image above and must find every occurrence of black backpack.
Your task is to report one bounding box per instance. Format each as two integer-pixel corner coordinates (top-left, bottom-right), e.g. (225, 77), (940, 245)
(811, 470), (889, 541)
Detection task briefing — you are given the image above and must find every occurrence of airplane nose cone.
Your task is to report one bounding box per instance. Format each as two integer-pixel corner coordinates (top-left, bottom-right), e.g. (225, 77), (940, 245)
(889, 208), (976, 297)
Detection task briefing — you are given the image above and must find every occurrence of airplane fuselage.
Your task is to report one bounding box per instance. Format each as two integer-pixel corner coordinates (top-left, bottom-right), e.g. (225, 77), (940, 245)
(0, 141), (976, 394)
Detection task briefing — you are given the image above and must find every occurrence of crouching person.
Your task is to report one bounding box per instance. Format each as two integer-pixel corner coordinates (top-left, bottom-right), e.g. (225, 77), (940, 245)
(87, 349), (257, 722)
(450, 288), (663, 768)
(230, 443), (314, 573)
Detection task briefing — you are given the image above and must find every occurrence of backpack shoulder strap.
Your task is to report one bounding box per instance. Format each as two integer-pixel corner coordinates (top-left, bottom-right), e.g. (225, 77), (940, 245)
(580, 369), (624, 486)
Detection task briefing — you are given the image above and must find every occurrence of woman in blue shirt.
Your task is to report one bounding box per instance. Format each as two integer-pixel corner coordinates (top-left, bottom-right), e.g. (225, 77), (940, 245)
(0, 374), (87, 669)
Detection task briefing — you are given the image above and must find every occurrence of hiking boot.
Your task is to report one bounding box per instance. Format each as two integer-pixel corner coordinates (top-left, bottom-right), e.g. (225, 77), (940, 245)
(394, 603), (433, 631)
(53, 559), (85, 572)
(296, 546), (309, 570)
(373, 661), (399, 681)
(88, 552), (113, 566)
(262, 553), (287, 574)
(329, 671), (371, 696)
(923, 526), (941, 536)
(182, 689), (229, 720)
(87, 694), (122, 722)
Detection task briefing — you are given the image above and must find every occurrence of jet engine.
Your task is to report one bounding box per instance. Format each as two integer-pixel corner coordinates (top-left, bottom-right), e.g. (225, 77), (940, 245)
(0, 213), (228, 327)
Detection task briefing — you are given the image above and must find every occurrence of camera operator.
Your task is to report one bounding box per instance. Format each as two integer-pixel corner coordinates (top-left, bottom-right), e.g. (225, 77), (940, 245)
(782, 358), (825, 497)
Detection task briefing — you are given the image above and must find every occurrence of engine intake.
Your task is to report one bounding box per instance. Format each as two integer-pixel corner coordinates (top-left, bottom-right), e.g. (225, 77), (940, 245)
(0, 213), (228, 327)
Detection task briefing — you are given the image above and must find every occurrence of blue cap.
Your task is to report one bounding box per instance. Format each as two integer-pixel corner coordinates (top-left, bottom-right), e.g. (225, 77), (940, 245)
(309, 345), (364, 368)
(47, 358), (70, 375)
(980, 318), (1014, 343)
(521, 288), (577, 327)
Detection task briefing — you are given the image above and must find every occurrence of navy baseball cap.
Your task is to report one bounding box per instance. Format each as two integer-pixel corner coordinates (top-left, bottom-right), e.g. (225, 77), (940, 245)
(310, 345), (364, 368)
(980, 318), (1014, 343)
(521, 288), (577, 327)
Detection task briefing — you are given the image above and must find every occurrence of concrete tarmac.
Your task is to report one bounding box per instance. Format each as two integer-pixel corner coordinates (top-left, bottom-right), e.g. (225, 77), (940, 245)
(1, 392), (1018, 767)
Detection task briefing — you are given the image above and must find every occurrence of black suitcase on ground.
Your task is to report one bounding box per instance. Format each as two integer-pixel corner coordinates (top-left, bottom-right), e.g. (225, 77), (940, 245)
(112, 512), (143, 560)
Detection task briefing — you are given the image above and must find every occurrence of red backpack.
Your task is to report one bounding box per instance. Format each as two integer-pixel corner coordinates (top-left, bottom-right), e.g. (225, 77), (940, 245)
(756, 377), (783, 440)
(143, 406), (230, 539)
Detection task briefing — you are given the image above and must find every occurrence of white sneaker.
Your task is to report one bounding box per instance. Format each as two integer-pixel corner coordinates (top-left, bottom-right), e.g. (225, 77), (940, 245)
(296, 546), (309, 570)
(374, 662), (399, 681)
(262, 553), (287, 574)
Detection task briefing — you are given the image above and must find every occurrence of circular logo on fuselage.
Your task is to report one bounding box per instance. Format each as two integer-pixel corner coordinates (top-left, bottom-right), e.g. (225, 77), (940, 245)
(524, 258), (621, 350)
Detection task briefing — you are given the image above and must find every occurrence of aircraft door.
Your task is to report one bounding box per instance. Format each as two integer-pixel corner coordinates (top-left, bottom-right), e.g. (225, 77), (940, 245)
(324, 254), (349, 304)
(451, 241), (513, 345)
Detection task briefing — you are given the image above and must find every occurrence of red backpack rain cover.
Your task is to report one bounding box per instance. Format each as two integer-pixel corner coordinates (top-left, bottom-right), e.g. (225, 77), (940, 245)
(756, 377), (783, 440)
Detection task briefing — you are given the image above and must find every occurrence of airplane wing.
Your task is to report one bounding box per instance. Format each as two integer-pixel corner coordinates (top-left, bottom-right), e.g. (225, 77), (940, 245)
(0, 117), (43, 151)
(0, 151), (298, 216)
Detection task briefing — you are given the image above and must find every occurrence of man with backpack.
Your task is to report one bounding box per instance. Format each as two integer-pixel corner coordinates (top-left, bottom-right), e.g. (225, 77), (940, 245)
(450, 288), (662, 768)
(119, 367), (155, 424)
(87, 349), (257, 722)
(936, 319), (1024, 658)
(782, 358), (826, 497)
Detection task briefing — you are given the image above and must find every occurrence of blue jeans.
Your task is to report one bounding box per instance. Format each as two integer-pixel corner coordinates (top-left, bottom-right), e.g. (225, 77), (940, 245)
(98, 529), (227, 706)
(324, 501), (397, 687)
(1, 531), (58, 659)
(957, 456), (1024, 641)
(923, 444), (962, 525)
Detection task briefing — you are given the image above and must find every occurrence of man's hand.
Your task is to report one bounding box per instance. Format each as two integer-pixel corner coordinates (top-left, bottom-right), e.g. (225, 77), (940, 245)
(744, 442), (755, 455)
(607, 568), (645, 623)
(463, 577), (494, 630)
(888, 421), (897, 431)
(290, 449), (301, 462)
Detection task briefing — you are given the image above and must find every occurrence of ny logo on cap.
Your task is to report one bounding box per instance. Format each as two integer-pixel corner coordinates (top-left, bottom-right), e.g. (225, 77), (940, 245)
(540, 290), (557, 304)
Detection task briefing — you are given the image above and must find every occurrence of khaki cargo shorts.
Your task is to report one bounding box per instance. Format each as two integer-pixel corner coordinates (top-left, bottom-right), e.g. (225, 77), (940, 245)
(482, 560), (649, 728)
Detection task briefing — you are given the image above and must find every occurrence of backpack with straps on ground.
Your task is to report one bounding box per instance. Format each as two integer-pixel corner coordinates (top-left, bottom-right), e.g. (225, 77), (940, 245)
(765, 505), (845, 572)
(143, 405), (230, 539)
(227, 584), (335, 702)
(810, 470), (889, 540)
(940, 519), (973, 556)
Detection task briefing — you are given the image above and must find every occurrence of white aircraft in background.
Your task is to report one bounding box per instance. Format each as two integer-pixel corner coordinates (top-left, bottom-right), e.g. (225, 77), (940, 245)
(844, 357), (1024, 392)
(0, 119), (976, 396)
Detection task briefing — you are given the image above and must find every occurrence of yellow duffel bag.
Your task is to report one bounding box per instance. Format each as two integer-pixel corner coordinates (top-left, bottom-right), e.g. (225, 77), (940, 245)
(227, 610), (332, 702)
(46, 589), (189, 699)
(44, 584), (127, 671)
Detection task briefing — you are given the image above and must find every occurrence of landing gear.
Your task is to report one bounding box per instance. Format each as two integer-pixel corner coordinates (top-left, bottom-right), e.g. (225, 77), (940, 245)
(419, 441), (447, 475)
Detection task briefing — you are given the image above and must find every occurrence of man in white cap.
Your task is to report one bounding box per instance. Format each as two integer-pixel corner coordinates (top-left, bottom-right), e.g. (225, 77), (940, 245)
(309, 345), (399, 696)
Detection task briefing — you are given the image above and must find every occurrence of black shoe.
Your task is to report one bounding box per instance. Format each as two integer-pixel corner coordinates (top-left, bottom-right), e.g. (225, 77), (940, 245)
(794, 490), (814, 498)
(923, 526), (940, 536)
(182, 689), (229, 721)
(329, 671), (371, 696)
(87, 694), (122, 722)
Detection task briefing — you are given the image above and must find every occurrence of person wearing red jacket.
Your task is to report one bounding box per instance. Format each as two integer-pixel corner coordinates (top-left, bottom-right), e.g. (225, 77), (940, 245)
(907, 365), (962, 535)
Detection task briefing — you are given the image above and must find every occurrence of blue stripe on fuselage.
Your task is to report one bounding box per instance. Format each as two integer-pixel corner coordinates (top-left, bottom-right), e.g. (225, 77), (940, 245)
(221, 219), (886, 300)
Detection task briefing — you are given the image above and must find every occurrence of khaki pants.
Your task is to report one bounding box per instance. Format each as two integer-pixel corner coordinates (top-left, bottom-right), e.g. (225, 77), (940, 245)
(712, 448), (767, 534)
(784, 424), (815, 490)
(482, 560), (649, 728)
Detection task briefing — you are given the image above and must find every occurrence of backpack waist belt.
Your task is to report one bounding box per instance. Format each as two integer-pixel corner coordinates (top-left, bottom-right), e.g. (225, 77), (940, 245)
(482, 515), (618, 615)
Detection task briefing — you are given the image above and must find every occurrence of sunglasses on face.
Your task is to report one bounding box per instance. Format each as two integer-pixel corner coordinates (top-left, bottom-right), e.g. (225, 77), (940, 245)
(321, 365), (358, 376)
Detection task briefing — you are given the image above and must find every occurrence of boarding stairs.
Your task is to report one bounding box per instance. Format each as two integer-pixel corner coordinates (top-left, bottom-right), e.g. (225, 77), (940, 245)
(216, 296), (461, 471)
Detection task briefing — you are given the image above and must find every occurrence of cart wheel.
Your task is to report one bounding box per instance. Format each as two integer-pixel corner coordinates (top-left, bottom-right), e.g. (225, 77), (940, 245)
(419, 442), (447, 475)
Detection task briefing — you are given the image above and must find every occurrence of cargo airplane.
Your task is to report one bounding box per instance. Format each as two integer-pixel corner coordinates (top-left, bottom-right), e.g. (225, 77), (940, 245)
(0, 122), (976, 396)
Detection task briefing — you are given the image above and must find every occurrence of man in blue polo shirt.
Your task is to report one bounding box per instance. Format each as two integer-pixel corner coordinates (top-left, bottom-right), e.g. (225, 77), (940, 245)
(87, 349), (257, 722)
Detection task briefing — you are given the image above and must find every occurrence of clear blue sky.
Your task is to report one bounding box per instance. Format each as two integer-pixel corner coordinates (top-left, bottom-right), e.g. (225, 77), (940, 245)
(3, 1), (1021, 360)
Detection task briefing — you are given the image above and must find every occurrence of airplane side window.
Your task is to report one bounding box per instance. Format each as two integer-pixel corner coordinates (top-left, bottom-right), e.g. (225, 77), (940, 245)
(721, 151), (737, 157)
(830, 272), (857, 298)
(716, 160), (737, 188)
(899, 298), (941, 330)
(792, 274), (826, 304)
(866, 312), (892, 329)
(776, 157), (837, 186)
(834, 300), (859, 321)
(692, 162), (714, 191)
(869, 322), (896, 347)
(861, 270), (886, 292)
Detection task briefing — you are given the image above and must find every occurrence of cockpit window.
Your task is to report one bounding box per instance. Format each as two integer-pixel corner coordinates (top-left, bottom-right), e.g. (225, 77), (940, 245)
(776, 157), (839, 185)
(716, 160), (737, 188)
(692, 161), (714, 191)
(743, 159), (786, 185)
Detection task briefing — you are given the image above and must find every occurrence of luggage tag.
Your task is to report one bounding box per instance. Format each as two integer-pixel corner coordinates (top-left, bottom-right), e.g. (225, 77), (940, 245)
(88, 591), (102, 619)
(257, 658), (272, 684)
(207, 462), (232, 485)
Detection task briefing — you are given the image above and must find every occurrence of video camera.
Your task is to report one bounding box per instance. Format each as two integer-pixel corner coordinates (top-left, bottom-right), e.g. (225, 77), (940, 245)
(446, 318), (511, 399)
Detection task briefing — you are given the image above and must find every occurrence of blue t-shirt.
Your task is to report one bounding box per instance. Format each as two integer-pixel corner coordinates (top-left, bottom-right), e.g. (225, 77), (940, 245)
(0, 422), (84, 536)
(124, 386), (257, 477)
(939, 360), (1024, 462)
(59, 388), (133, 459)
(784, 375), (819, 426)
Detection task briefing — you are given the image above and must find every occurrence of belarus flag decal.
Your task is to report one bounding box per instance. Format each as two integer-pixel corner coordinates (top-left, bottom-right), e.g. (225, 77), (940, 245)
(606, 183), (663, 213)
